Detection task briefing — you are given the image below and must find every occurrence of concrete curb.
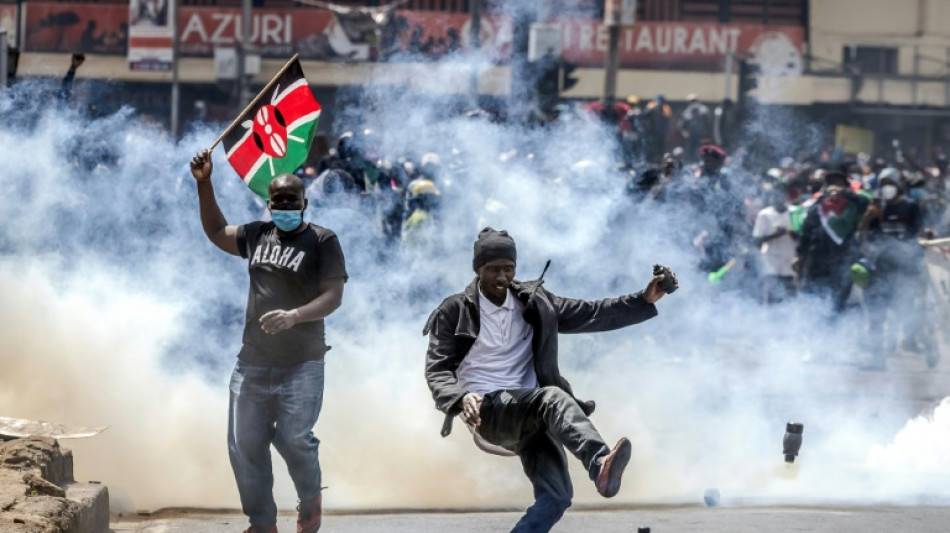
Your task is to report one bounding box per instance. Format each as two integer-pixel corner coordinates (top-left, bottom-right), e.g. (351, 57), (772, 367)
(0, 437), (109, 533)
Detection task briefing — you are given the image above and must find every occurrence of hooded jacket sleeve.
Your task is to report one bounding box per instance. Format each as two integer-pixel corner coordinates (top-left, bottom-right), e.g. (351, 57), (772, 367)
(552, 289), (658, 333)
(424, 306), (468, 418)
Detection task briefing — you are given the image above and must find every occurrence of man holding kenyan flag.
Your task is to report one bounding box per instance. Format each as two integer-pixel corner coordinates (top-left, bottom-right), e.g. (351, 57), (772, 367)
(190, 55), (345, 533)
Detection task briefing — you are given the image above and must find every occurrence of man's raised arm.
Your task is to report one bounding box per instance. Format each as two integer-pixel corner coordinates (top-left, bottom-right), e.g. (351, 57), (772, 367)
(191, 149), (240, 256)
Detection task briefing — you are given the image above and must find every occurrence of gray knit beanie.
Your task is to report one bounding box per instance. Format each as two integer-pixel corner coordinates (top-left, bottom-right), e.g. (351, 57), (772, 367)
(472, 228), (517, 271)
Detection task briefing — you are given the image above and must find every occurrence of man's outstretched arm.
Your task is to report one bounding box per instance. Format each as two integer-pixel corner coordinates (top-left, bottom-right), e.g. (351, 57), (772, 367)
(191, 149), (240, 256)
(555, 272), (674, 333)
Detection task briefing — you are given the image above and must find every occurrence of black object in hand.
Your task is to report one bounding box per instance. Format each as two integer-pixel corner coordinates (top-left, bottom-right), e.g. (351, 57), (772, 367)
(653, 264), (677, 294)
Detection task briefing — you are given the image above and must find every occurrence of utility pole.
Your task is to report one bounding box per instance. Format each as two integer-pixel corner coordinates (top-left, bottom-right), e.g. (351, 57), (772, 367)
(469, 0), (481, 96)
(237, 0), (252, 104)
(603, 0), (635, 101)
(724, 52), (734, 100)
(603, 25), (620, 100)
(170, 0), (180, 138)
(0, 30), (7, 88)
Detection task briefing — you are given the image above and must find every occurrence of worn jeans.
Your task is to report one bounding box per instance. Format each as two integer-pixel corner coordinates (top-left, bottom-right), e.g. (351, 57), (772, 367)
(477, 387), (612, 533)
(228, 359), (325, 528)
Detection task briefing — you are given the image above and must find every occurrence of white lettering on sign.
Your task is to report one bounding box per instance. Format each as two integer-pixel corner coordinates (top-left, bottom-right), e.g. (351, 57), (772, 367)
(655, 27), (671, 53)
(595, 24), (609, 52)
(727, 28), (741, 52)
(180, 12), (294, 45)
(687, 28), (705, 54)
(673, 26), (688, 54)
(634, 26), (653, 52)
(181, 14), (209, 42)
(709, 28), (728, 54)
(210, 13), (233, 44)
(625, 25), (746, 56)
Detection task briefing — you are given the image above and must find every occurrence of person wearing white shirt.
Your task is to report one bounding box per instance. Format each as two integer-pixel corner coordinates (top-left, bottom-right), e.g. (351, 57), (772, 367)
(425, 228), (675, 533)
(753, 188), (798, 303)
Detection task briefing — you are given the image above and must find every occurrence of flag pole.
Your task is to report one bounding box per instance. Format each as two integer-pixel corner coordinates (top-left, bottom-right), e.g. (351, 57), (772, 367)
(207, 53), (302, 153)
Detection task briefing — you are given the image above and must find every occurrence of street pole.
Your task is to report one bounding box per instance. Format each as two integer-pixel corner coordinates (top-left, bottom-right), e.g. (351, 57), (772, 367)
(0, 31), (7, 88)
(602, 0), (634, 101)
(603, 24), (620, 101)
(170, 0), (180, 138)
(724, 52), (734, 100)
(469, 0), (481, 97)
(237, 0), (252, 104)
(14, 0), (21, 48)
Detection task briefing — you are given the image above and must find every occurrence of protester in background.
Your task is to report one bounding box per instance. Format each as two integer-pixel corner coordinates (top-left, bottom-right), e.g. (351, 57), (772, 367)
(621, 95), (645, 164)
(641, 94), (673, 164)
(687, 144), (748, 276)
(752, 185), (798, 303)
(58, 53), (84, 105)
(679, 94), (713, 162)
(795, 170), (869, 314)
(713, 98), (739, 153)
(860, 169), (924, 368)
(425, 228), (675, 533)
(191, 150), (347, 533)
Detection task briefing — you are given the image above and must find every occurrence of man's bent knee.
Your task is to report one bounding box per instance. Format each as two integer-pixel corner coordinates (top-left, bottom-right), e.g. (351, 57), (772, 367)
(538, 386), (572, 404)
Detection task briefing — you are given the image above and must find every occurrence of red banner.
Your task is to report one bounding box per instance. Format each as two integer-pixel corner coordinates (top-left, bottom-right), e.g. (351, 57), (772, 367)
(25, 3), (128, 54)
(558, 21), (804, 70)
(21, 3), (805, 72)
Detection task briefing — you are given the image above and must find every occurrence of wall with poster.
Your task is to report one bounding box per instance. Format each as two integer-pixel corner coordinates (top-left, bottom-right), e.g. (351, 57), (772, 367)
(21, 2), (804, 73)
(25, 2), (128, 54)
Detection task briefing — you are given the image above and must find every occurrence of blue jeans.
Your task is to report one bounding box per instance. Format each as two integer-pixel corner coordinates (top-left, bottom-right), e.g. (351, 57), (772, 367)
(228, 359), (325, 528)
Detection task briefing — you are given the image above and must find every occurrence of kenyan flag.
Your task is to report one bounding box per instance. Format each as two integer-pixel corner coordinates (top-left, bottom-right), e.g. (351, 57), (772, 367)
(221, 56), (321, 199)
(818, 192), (862, 245)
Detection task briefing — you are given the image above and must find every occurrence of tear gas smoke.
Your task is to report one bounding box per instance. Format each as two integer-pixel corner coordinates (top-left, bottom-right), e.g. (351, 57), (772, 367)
(0, 40), (947, 514)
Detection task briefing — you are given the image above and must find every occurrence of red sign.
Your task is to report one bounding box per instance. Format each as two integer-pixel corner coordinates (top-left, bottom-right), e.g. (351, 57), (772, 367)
(178, 8), (331, 58)
(558, 21), (804, 69)
(25, 2), (128, 54)
(20, 3), (805, 72)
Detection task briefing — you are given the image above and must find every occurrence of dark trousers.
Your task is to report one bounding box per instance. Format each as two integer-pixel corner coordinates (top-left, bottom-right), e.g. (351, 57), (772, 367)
(477, 387), (611, 533)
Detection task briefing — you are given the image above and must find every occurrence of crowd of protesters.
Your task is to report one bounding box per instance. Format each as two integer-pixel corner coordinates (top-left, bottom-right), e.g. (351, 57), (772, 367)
(294, 96), (949, 370)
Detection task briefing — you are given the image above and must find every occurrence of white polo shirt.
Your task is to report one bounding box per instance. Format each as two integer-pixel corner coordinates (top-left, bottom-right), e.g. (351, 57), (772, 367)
(456, 288), (538, 396)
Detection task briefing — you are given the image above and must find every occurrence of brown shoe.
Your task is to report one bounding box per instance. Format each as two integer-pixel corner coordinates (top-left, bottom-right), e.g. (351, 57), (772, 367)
(595, 437), (632, 498)
(242, 526), (277, 533)
(297, 493), (322, 533)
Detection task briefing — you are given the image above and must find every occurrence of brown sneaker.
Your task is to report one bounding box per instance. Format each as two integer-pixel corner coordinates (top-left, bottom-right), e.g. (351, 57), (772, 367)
(297, 493), (322, 533)
(595, 437), (632, 498)
(242, 526), (277, 533)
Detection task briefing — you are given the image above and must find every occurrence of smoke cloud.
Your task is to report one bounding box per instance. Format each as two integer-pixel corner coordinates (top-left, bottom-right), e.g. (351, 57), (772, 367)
(0, 29), (947, 515)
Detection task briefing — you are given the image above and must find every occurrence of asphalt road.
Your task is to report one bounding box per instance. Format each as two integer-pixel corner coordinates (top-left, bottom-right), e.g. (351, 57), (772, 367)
(110, 338), (950, 533)
(110, 504), (950, 532)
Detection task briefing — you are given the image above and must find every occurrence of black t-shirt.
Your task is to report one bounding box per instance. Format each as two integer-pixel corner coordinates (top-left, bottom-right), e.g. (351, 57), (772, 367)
(237, 221), (348, 366)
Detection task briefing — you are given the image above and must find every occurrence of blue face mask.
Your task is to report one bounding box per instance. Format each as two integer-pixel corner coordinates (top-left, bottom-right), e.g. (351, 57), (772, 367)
(908, 187), (925, 201)
(271, 209), (303, 232)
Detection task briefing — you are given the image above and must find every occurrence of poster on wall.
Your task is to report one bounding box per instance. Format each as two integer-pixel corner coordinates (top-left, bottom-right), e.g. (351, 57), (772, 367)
(24, 2), (128, 54)
(128, 0), (173, 71)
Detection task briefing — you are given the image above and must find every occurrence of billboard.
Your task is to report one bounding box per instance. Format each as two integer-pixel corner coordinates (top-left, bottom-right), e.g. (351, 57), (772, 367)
(128, 0), (173, 71)
(21, 3), (805, 72)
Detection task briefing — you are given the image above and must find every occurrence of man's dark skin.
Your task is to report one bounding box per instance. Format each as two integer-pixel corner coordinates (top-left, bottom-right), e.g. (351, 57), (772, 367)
(190, 149), (344, 334)
(459, 258), (673, 427)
